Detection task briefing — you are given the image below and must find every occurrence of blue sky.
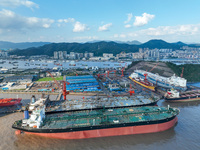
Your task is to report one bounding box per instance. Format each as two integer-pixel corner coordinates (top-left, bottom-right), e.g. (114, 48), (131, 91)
(0, 0), (200, 43)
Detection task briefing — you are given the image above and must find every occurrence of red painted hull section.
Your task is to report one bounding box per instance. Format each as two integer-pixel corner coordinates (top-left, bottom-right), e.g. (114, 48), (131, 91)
(0, 98), (22, 107)
(24, 117), (178, 139)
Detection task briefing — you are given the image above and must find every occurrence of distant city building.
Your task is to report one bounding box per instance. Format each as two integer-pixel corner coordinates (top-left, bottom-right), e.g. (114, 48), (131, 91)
(63, 51), (67, 59)
(0, 50), (8, 58)
(58, 51), (64, 59)
(103, 53), (113, 58)
(88, 53), (94, 57)
(54, 51), (58, 59)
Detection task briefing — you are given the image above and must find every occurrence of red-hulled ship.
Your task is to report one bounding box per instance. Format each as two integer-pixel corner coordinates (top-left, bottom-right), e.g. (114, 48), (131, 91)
(0, 98), (22, 107)
(12, 106), (179, 139)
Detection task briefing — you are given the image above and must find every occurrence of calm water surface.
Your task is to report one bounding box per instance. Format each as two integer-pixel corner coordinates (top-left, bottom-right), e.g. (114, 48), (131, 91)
(0, 93), (200, 150)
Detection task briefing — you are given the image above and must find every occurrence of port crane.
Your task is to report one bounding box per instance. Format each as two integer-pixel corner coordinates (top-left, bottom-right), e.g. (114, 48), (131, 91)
(181, 67), (184, 78)
(106, 70), (117, 78)
(46, 71), (70, 100)
(144, 63), (159, 80)
(97, 73), (107, 78)
(121, 63), (127, 77)
(129, 84), (135, 96)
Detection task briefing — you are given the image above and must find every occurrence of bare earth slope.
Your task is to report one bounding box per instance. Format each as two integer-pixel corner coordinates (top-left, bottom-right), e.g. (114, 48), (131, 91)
(126, 61), (175, 77)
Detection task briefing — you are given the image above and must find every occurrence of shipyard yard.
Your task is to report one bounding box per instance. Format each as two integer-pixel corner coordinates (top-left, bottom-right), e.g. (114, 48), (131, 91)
(0, 62), (200, 150)
(1, 0), (200, 149)
(1, 93), (200, 150)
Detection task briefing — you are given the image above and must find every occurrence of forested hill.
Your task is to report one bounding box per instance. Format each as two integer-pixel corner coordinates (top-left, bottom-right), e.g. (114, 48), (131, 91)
(9, 41), (139, 56)
(8, 39), (200, 57)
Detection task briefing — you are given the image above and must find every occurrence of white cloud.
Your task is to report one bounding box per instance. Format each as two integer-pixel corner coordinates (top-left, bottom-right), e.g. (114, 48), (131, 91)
(125, 24), (131, 28)
(140, 24), (200, 36)
(98, 23), (112, 31)
(73, 21), (89, 32)
(134, 13), (155, 27)
(0, 9), (54, 32)
(73, 36), (98, 40)
(58, 18), (75, 23)
(124, 13), (133, 24)
(113, 24), (200, 42)
(0, 0), (39, 9)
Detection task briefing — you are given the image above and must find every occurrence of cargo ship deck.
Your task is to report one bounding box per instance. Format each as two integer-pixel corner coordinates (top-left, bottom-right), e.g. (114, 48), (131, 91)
(45, 95), (160, 113)
(13, 106), (179, 131)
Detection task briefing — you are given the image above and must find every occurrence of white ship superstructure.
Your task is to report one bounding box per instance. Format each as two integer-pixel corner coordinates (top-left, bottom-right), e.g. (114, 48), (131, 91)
(134, 70), (187, 90)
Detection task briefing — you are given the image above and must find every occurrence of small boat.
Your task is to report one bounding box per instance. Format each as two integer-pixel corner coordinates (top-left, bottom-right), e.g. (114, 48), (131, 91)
(0, 98), (22, 107)
(164, 89), (200, 102)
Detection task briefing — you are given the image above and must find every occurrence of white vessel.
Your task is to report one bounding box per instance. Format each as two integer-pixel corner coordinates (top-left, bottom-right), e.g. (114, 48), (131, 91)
(133, 70), (187, 90)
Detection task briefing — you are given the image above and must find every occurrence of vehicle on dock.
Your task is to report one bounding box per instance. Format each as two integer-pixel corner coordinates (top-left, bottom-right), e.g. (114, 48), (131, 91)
(12, 105), (179, 139)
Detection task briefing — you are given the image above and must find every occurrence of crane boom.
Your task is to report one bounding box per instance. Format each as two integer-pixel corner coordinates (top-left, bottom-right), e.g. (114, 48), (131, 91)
(181, 67), (184, 78)
(149, 63), (159, 72)
(121, 63), (127, 77)
(46, 71), (62, 91)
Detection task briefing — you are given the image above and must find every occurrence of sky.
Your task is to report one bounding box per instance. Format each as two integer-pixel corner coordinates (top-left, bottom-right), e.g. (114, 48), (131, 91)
(0, 0), (200, 43)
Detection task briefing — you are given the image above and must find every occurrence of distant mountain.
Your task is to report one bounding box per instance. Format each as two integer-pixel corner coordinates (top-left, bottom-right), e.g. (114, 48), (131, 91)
(0, 41), (51, 49)
(9, 41), (139, 56)
(172, 41), (187, 46)
(8, 39), (200, 57)
(87, 40), (142, 45)
(114, 40), (142, 45)
(126, 40), (142, 45)
(140, 39), (193, 49)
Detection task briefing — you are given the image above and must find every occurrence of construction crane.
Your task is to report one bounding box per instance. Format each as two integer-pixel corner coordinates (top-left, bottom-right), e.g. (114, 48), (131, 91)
(106, 70), (117, 78)
(149, 63), (159, 72)
(46, 71), (70, 100)
(97, 73), (106, 78)
(129, 84), (135, 96)
(181, 67), (184, 78)
(144, 63), (159, 80)
(121, 63), (127, 77)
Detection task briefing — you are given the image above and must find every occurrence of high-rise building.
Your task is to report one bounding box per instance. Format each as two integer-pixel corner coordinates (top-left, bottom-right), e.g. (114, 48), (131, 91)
(54, 51), (58, 59)
(63, 51), (67, 59)
(58, 51), (64, 59)
(88, 53), (94, 57)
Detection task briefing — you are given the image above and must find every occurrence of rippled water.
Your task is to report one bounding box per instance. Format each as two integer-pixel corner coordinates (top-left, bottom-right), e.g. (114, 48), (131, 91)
(1, 93), (200, 150)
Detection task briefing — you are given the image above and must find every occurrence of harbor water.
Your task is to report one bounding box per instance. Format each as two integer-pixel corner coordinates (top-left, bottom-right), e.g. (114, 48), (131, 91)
(0, 60), (130, 70)
(0, 92), (200, 150)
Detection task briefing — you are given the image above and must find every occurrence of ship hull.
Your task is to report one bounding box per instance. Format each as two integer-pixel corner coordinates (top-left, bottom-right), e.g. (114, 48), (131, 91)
(0, 98), (22, 107)
(165, 96), (200, 102)
(17, 116), (177, 139)
(129, 77), (155, 91)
